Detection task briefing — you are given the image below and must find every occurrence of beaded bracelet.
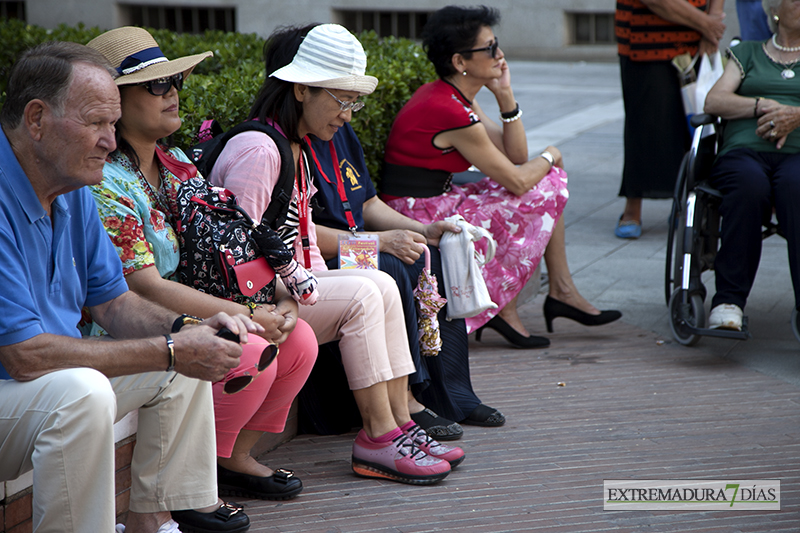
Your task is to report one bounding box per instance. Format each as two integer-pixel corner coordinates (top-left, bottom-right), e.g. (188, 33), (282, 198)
(500, 103), (523, 123)
(500, 105), (522, 124)
(246, 301), (260, 319)
(500, 102), (520, 119)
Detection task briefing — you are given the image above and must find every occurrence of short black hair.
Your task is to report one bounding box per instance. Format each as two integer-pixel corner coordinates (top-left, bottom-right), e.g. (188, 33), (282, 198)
(0, 41), (115, 129)
(421, 5), (501, 79)
(248, 23), (322, 144)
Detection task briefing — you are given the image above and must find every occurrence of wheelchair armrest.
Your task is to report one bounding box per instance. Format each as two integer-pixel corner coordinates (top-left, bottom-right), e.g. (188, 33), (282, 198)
(690, 113), (718, 128)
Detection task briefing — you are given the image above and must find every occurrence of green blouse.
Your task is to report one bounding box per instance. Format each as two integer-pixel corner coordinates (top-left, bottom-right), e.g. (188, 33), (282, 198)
(720, 40), (800, 157)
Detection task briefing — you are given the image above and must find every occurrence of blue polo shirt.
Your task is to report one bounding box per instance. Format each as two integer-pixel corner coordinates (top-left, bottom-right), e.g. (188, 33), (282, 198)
(0, 128), (128, 379)
(309, 123), (375, 232)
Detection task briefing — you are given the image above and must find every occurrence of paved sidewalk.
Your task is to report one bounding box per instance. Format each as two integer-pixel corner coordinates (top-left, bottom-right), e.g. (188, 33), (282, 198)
(239, 61), (800, 531)
(241, 301), (799, 532)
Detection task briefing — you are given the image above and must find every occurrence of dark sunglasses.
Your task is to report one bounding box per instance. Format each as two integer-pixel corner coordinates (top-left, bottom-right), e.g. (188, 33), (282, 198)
(223, 343), (280, 395)
(458, 38), (500, 59)
(140, 73), (184, 96)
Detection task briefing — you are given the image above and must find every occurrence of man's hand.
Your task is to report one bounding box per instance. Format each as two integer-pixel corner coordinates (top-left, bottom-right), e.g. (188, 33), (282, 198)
(379, 229), (428, 264)
(173, 312), (264, 381)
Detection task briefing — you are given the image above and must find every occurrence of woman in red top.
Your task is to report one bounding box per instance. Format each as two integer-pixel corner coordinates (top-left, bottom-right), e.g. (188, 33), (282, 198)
(382, 5), (621, 348)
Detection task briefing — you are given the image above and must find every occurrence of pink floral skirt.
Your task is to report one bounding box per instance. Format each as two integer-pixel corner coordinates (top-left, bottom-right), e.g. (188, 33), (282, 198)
(385, 167), (569, 333)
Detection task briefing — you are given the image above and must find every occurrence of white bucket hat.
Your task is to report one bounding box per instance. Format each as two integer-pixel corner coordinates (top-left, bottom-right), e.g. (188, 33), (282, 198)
(87, 26), (212, 86)
(270, 24), (378, 95)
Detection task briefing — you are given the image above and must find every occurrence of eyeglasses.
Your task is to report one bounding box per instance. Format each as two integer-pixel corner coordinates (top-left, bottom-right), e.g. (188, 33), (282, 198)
(323, 88), (365, 113)
(458, 38), (500, 59)
(222, 343), (279, 395)
(140, 73), (184, 97)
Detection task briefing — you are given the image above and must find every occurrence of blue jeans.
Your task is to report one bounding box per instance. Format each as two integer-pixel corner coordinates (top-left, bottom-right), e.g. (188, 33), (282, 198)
(736, 0), (771, 41)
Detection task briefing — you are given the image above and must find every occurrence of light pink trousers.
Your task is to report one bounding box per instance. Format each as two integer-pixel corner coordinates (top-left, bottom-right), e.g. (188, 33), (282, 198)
(298, 269), (416, 390)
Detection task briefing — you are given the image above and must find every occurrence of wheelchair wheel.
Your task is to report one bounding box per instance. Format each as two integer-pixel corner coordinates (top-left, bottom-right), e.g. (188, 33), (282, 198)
(792, 308), (800, 344)
(669, 289), (705, 346)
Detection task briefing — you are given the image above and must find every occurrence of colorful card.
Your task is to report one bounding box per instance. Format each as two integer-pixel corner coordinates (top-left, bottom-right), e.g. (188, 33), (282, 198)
(338, 234), (379, 270)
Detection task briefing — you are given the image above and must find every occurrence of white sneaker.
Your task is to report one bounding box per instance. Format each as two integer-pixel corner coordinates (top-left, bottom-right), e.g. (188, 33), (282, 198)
(156, 520), (182, 533)
(116, 518), (182, 533)
(708, 304), (743, 331)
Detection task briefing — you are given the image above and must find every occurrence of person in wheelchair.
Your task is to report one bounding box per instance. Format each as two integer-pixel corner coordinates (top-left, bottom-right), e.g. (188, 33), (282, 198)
(703, 0), (800, 331)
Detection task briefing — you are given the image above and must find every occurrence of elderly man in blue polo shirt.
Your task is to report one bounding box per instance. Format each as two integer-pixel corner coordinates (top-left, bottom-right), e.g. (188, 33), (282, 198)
(0, 42), (257, 533)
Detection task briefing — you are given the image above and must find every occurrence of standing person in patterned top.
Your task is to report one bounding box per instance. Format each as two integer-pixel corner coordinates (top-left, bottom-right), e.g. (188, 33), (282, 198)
(614, 0), (726, 239)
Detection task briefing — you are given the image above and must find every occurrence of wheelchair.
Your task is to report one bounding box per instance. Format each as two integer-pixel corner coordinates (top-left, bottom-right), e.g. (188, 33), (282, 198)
(664, 113), (789, 346)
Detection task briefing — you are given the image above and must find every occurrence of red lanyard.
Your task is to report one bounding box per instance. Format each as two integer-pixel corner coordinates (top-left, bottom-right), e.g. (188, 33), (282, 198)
(296, 148), (312, 268)
(309, 140), (358, 234)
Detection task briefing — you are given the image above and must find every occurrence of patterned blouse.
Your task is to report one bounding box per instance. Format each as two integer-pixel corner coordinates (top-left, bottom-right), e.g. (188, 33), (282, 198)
(89, 146), (187, 280)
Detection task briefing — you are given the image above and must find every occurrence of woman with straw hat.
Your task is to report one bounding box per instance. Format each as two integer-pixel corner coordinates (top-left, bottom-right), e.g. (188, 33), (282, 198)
(86, 26), (319, 532)
(209, 23), (464, 485)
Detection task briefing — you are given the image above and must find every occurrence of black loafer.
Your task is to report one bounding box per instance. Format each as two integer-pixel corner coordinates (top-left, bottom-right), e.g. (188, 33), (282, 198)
(461, 404), (506, 427)
(171, 502), (250, 533)
(218, 464), (303, 500)
(410, 408), (463, 441)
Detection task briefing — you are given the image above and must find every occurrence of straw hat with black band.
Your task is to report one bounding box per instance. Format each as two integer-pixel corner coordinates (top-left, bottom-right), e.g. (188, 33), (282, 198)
(87, 26), (212, 85)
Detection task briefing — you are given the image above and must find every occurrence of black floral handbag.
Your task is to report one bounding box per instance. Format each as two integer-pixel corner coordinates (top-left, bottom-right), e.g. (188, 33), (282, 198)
(175, 175), (276, 304)
(156, 148), (276, 304)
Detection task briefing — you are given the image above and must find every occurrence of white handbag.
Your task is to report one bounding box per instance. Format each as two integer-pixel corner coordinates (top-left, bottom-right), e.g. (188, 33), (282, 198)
(438, 215), (498, 320)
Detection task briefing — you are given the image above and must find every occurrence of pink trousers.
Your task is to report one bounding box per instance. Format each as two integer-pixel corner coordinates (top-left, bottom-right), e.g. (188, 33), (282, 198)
(212, 318), (317, 457)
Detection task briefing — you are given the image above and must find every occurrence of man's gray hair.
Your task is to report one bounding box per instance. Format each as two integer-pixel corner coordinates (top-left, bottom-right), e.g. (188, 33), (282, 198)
(763, 0), (781, 33)
(0, 41), (116, 130)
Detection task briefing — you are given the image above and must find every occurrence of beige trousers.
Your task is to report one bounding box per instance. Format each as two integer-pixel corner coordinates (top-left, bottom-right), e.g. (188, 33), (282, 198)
(298, 269), (416, 390)
(0, 368), (216, 533)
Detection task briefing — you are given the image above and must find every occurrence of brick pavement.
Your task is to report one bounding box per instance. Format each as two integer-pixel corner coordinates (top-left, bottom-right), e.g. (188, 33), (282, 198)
(235, 294), (800, 532)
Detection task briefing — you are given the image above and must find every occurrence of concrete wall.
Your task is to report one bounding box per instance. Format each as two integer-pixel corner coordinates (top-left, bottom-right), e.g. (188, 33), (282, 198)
(24, 0), (743, 62)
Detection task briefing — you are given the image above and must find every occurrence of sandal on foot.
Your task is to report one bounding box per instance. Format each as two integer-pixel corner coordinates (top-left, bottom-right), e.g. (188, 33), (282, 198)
(461, 404), (506, 427)
(614, 215), (641, 239)
(410, 408), (463, 441)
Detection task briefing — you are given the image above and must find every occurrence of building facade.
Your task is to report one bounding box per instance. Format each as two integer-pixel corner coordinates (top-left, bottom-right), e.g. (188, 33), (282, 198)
(11, 0), (740, 61)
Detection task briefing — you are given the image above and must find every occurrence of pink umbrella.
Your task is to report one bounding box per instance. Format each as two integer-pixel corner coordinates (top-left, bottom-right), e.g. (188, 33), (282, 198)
(414, 247), (447, 356)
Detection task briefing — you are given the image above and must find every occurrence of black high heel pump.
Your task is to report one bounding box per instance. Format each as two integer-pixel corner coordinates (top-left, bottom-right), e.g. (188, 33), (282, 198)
(475, 316), (550, 349)
(543, 295), (622, 333)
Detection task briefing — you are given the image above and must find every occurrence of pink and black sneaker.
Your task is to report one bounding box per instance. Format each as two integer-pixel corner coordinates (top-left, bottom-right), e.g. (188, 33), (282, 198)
(403, 423), (466, 468)
(351, 429), (451, 485)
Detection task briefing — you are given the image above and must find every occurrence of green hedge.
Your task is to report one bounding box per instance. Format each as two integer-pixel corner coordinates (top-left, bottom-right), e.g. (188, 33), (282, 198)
(0, 19), (436, 183)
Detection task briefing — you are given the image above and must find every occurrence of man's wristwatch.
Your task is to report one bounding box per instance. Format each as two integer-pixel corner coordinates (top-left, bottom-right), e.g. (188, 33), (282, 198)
(171, 314), (202, 333)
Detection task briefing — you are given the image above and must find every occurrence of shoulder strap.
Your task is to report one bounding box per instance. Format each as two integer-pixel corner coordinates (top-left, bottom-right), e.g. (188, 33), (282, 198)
(200, 120), (295, 230)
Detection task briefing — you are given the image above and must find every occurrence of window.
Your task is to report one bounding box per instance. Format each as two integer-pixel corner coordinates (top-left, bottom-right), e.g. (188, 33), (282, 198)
(569, 13), (614, 45)
(338, 10), (431, 40)
(121, 4), (235, 34)
(0, 1), (26, 20)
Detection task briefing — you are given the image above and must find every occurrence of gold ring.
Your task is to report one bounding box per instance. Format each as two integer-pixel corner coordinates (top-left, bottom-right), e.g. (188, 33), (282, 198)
(770, 130), (777, 138)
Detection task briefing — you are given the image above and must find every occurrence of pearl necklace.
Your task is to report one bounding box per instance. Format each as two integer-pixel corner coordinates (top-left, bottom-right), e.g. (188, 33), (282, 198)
(772, 33), (800, 53)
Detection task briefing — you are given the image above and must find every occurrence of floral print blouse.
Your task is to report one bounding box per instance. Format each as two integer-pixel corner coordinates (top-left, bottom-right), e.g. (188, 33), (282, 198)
(89, 146), (188, 280)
